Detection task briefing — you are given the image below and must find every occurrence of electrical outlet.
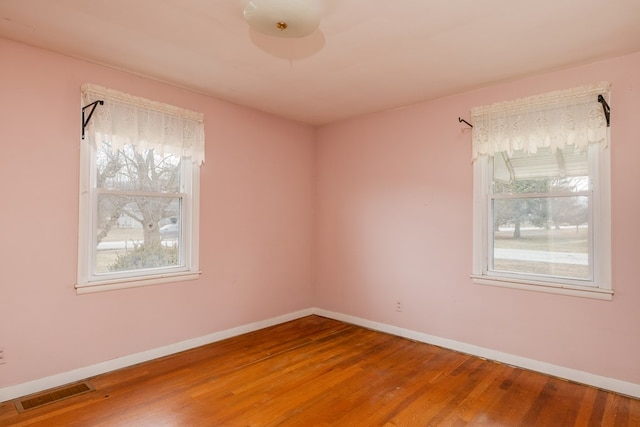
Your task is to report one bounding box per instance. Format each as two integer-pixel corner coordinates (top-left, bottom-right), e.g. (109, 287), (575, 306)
(395, 300), (403, 312)
(0, 347), (5, 364)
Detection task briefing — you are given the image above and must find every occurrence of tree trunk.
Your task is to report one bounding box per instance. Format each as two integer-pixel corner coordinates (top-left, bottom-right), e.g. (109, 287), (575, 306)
(143, 220), (162, 246)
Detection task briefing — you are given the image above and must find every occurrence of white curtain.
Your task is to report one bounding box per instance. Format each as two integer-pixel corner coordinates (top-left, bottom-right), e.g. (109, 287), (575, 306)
(471, 82), (610, 160)
(82, 84), (205, 165)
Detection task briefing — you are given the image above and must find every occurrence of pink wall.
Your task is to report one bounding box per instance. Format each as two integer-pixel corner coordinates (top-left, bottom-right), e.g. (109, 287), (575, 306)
(316, 52), (640, 385)
(0, 38), (316, 388)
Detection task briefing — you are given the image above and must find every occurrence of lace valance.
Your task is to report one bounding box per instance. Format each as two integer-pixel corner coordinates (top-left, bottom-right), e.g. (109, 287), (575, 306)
(471, 82), (610, 160)
(81, 84), (205, 165)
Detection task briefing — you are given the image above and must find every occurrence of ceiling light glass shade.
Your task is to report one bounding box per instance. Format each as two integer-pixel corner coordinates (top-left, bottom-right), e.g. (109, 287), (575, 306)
(243, 0), (322, 38)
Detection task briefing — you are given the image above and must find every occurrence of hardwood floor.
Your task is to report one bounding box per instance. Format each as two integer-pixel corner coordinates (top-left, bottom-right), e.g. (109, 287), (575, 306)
(1, 315), (639, 426)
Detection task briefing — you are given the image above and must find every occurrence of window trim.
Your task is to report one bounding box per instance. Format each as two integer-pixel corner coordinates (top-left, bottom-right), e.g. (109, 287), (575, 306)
(76, 139), (201, 295)
(472, 142), (612, 300)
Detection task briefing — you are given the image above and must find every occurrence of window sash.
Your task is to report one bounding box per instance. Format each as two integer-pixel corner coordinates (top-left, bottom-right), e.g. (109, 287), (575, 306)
(487, 193), (593, 284)
(92, 193), (185, 277)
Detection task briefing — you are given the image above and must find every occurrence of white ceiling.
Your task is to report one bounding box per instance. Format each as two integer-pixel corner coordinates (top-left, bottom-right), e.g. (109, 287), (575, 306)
(1, 0), (639, 125)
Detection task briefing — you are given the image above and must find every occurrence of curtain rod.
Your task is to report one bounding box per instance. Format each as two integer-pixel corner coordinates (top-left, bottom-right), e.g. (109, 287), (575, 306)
(458, 117), (472, 128)
(81, 100), (103, 140)
(460, 95), (611, 129)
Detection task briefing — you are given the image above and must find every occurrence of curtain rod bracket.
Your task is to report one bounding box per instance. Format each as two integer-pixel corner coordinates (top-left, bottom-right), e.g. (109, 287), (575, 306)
(82, 100), (104, 139)
(458, 117), (473, 128)
(597, 95), (610, 127)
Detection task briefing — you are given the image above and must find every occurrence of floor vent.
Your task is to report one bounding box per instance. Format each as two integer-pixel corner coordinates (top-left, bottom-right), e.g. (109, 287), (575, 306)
(15, 381), (95, 412)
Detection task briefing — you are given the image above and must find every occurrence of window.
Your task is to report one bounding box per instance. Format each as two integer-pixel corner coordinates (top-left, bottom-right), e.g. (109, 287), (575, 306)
(77, 84), (204, 294)
(471, 83), (612, 300)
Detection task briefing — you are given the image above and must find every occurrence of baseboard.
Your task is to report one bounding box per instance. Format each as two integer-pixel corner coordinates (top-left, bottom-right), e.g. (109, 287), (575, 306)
(3, 306), (639, 402)
(0, 308), (314, 403)
(313, 308), (640, 399)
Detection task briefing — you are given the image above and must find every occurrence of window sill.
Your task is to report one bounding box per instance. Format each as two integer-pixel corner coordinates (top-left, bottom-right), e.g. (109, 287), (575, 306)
(471, 275), (613, 301)
(76, 271), (202, 294)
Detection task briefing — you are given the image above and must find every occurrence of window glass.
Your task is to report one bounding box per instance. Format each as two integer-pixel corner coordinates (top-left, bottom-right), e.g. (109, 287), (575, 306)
(96, 143), (182, 192)
(489, 147), (591, 282)
(92, 143), (187, 278)
(491, 196), (590, 280)
(95, 194), (182, 274)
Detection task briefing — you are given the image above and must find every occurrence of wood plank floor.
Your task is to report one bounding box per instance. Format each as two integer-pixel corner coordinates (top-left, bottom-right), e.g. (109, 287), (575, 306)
(1, 315), (639, 426)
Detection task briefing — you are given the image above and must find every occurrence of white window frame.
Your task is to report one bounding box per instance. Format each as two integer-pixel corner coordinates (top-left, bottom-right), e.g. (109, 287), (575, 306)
(472, 140), (612, 300)
(76, 88), (202, 294)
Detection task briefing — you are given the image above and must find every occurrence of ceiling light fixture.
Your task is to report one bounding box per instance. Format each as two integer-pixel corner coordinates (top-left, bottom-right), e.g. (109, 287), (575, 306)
(243, 0), (322, 38)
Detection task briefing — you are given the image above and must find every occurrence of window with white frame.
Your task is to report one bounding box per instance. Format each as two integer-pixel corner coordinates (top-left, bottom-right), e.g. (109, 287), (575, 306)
(471, 83), (612, 300)
(77, 84), (204, 294)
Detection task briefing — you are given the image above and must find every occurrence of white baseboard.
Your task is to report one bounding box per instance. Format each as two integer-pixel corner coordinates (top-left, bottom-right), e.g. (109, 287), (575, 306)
(313, 308), (640, 399)
(3, 306), (639, 402)
(0, 308), (314, 402)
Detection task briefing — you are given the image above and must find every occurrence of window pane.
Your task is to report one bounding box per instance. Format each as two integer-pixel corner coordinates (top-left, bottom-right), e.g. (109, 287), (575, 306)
(494, 176), (589, 195)
(96, 142), (182, 192)
(493, 147), (588, 195)
(95, 194), (182, 274)
(492, 196), (590, 280)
